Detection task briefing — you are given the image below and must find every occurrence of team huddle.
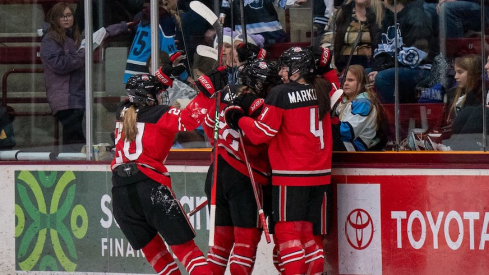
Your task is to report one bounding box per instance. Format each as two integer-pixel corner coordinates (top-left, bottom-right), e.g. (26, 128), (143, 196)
(110, 44), (338, 275)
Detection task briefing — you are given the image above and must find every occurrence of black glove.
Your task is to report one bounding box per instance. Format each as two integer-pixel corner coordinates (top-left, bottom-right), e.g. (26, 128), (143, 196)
(224, 105), (245, 130)
(236, 42), (267, 63)
(195, 66), (228, 98)
(309, 45), (332, 75)
(234, 92), (264, 118)
(165, 51), (187, 78)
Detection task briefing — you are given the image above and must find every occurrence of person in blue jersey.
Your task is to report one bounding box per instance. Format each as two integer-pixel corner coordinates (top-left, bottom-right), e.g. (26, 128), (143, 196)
(334, 64), (385, 151)
(218, 0), (286, 45)
(124, 0), (188, 83)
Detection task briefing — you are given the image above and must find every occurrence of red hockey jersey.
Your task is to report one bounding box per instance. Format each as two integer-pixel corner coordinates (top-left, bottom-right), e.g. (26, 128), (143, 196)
(203, 91), (271, 185)
(111, 93), (212, 187)
(238, 82), (332, 187)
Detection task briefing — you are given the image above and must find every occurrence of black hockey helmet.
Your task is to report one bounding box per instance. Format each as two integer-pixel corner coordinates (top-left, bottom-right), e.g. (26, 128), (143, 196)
(125, 74), (164, 106)
(239, 59), (280, 96)
(278, 47), (315, 78)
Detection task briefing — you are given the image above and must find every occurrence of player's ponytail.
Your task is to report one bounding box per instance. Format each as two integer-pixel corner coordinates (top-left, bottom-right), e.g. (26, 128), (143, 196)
(122, 105), (138, 142)
(306, 75), (332, 120)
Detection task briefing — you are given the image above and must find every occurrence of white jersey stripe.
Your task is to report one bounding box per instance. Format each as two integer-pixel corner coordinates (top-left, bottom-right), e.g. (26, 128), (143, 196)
(272, 169), (332, 175)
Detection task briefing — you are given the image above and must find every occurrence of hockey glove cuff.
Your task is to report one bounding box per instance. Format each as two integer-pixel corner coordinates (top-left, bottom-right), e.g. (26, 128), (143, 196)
(224, 105), (245, 130)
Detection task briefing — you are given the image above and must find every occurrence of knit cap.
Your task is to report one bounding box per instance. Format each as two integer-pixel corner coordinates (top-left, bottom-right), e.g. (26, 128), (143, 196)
(234, 33), (265, 48)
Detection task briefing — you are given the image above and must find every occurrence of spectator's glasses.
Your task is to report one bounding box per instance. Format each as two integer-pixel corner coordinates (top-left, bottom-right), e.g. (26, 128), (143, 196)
(60, 14), (73, 20)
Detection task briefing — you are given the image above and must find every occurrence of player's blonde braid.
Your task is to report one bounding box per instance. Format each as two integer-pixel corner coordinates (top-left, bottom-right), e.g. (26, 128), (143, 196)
(121, 106), (138, 142)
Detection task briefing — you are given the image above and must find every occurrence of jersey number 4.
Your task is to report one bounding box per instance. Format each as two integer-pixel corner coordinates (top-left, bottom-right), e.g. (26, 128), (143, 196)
(310, 108), (324, 149)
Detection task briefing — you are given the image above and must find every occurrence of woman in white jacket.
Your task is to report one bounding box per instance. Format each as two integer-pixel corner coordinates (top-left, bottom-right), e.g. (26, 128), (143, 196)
(334, 64), (385, 151)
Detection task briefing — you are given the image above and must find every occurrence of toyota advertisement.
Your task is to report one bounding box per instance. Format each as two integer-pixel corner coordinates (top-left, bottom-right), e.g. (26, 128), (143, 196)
(4, 165), (489, 274)
(330, 170), (489, 275)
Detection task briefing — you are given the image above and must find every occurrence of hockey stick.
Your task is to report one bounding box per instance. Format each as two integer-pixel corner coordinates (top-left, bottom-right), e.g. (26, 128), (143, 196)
(190, 1), (224, 246)
(238, 132), (271, 243)
(187, 199), (208, 217)
(239, 0), (247, 44)
(190, 1), (223, 64)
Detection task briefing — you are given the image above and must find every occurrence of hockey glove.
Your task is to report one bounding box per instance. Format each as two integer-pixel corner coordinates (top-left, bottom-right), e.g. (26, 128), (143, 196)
(195, 66), (228, 98)
(224, 105), (245, 130)
(233, 92), (264, 118)
(236, 43), (267, 63)
(155, 67), (174, 88)
(309, 45), (332, 75)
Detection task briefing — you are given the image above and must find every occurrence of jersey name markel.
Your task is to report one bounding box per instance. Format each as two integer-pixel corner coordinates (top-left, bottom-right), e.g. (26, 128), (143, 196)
(287, 88), (317, 104)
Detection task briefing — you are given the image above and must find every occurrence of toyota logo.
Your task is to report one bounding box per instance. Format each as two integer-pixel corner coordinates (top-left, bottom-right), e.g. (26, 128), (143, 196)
(345, 208), (374, 250)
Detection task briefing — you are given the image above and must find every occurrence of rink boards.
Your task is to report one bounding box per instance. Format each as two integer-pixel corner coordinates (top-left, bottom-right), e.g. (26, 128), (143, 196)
(1, 164), (489, 275)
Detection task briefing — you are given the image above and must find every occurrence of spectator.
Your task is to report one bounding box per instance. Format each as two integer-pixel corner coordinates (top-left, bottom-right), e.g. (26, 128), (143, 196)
(219, 0), (286, 46)
(333, 64), (386, 151)
(214, 27), (238, 68)
(301, 0), (335, 46)
(174, 0), (214, 67)
(123, 0), (186, 83)
(443, 55), (485, 135)
(326, 0), (383, 72)
(439, 54), (489, 150)
(40, 2), (129, 152)
(368, 0), (433, 103)
(424, 0), (489, 38)
(192, 45), (218, 78)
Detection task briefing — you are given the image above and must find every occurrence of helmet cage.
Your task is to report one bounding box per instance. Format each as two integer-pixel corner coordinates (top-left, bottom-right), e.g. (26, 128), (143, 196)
(239, 60), (280, 96)
(125, 74), (164, 106)
(279, 47), (315, 78)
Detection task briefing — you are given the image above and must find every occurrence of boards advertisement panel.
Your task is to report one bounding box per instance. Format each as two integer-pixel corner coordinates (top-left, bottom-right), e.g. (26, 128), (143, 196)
(14, 168), (209, 273)
(330, 169), (489, 275)
(7, 165), (489, 274)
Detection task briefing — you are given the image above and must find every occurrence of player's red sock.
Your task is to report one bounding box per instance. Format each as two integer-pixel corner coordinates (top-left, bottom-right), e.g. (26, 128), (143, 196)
(229, 227), (262, 275)
(141, 234), (181, 275)
(207, 226), (234, 275)
(302, 222), (324, 275)
(275, 221), (305, 275)
(170, 240), (212, 275)
(272, 234), (284, 274)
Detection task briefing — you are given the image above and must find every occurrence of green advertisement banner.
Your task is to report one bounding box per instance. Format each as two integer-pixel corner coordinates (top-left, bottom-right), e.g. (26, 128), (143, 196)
(15, 170), (209, 273)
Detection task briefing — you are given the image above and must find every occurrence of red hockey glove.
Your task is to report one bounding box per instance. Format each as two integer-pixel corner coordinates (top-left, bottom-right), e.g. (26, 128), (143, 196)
(233, 91), (264, 118)
(195, 66), (228, 98)
(309, 45), (332, 75)
(224, 105), (245, 130)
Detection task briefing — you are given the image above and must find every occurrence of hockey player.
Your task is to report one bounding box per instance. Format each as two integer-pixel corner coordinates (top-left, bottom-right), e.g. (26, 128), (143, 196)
(202, 59), (280, 275)
(111, 68), (224, 275)
(225, 47), (333, 275)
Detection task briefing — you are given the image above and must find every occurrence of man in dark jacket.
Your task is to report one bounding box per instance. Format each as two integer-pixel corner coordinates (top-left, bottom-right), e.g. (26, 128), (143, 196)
(368, 0), (433, 103)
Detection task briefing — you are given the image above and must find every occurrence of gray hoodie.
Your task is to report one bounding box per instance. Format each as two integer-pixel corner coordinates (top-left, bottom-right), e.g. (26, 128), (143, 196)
(40, 21), (128, 115)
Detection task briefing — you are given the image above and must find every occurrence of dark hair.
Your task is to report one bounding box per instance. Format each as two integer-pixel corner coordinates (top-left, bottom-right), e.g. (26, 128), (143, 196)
(304, 75), (332, 119)
(333, 1), (379, 70)
(46, 3), (80, 45)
